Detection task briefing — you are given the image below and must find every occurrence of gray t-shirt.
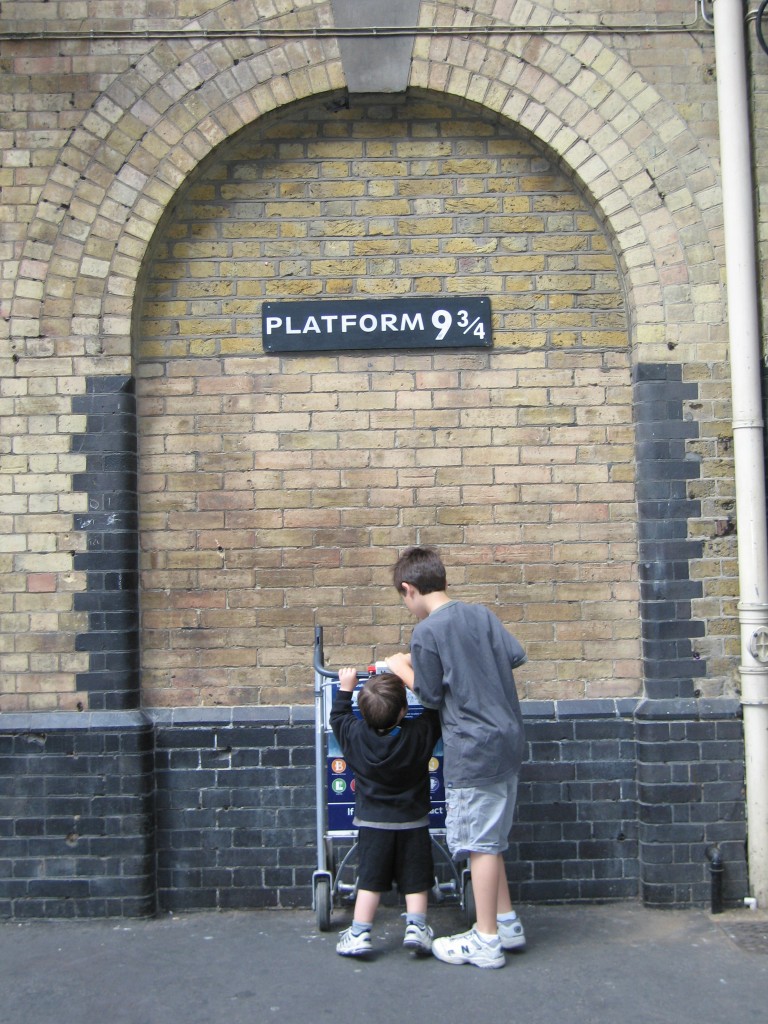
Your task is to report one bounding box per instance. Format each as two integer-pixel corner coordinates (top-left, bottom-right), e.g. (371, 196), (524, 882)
(410, 600), (526, 788)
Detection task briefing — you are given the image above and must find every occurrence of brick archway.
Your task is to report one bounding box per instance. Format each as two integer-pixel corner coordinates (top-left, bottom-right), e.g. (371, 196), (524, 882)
(9, 21), (722, 361)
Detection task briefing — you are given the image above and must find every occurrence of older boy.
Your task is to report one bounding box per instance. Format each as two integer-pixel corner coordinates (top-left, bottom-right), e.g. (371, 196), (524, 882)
(330, 665), (441, 958)
(387, 545), (527, 969)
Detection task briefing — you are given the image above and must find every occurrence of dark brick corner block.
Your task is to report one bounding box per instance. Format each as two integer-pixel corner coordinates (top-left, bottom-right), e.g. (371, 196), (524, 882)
(636, 698), (747, 908)
(0, 712), (155, 919)
(633, 362), (706, 702)
(71, 376), (140, 711)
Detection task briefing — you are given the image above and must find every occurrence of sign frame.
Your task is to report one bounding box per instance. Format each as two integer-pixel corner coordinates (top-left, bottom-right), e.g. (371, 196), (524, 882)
(262, 296), (492, 353)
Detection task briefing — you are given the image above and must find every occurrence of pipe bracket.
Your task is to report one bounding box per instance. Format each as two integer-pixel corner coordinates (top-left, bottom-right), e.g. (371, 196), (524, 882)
(748, 626), (768, 662)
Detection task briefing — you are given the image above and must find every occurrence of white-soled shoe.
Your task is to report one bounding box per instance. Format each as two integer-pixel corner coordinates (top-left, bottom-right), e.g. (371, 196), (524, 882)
(403, 922), (434, 957)
(336, 926), (372, 958)
(498, 916), (526, 951)
(432, 927), (505, 969)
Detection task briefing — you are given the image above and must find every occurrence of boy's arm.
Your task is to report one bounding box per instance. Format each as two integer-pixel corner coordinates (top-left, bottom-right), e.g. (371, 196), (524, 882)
(329, 667), (358, 742)
(409, 640), (445, 709)
(385, 652), (414, 690)
(390, 647), (444, 708)
(337, 666), (358, 692)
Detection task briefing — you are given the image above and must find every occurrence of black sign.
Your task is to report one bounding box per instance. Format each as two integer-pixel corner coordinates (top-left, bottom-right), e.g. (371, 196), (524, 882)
(262, 297), (491, 353)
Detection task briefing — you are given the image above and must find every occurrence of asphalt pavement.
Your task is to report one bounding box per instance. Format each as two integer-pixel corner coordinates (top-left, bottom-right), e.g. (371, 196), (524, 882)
(2, 902), (767, 1024)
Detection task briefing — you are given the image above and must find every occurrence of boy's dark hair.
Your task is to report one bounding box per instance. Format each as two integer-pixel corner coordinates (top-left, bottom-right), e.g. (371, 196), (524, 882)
(392, 545), (447, 595)
(357, 673), (408, 733)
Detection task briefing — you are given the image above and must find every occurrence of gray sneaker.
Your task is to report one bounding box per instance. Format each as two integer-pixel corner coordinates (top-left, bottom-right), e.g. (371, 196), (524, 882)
(403, 922), (434, 957)
(432, 927), (505, 969)
(336, 926), (372, 958)
(498, 916), (526, 951)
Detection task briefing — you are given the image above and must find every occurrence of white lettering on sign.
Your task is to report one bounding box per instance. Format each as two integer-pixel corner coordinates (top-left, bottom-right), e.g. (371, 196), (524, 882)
(263, 312), (427, 337)
(402, 312), (424, 332)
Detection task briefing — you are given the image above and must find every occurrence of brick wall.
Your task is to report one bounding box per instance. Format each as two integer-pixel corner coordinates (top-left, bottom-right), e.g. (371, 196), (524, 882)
(0, 1), (760, 915)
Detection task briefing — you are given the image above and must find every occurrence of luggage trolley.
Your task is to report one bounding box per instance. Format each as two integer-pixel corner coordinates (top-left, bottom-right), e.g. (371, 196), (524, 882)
(311, 626), (473, 931)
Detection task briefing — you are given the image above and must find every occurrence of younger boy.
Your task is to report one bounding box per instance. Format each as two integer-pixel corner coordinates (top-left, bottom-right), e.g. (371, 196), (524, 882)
(387, 545), (527, 969)
(330, 665), (441, 958)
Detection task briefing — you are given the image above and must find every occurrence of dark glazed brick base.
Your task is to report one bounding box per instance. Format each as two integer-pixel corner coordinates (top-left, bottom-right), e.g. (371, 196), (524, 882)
(0, 700), (747, 918)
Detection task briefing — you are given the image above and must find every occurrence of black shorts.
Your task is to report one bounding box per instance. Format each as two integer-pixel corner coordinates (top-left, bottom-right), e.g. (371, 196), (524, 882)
(355, 826), (434, 895)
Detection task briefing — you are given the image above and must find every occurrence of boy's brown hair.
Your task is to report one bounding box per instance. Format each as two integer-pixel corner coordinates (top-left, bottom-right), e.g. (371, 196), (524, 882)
(357, 673), (408, 733)
(392, 545), (447, 596)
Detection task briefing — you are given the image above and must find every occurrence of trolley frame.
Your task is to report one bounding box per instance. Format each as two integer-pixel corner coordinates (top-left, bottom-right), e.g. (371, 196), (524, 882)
(311, 626), (472, 931)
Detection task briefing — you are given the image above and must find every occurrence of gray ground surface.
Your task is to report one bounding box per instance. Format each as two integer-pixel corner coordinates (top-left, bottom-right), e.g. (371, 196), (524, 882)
(2, 903), (767, 1024)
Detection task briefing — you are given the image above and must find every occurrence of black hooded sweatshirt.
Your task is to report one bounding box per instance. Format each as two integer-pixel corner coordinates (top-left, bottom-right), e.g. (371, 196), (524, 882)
(330, 691), (441, 829)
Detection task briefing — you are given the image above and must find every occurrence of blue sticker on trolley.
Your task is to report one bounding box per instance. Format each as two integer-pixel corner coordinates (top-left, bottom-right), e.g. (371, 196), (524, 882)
(325, 680), (445, 831)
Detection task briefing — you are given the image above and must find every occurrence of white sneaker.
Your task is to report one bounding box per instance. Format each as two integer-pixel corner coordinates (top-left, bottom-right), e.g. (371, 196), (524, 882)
(432, 927), (505, 969)
(336, 926), (372, 957)
(403, 922), (434, 957)
(498, 916), (526, 951)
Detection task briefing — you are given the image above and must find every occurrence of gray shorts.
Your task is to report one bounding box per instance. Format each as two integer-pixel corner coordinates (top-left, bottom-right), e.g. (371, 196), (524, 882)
(445, 774), (519, 859)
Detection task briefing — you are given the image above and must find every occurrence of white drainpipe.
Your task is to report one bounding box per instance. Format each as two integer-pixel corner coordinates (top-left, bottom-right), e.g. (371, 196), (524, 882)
(713, 0), (768, 907)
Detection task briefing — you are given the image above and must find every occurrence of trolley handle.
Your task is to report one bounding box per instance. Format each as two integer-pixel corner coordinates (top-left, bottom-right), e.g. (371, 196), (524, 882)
(313, 626), (369, 681)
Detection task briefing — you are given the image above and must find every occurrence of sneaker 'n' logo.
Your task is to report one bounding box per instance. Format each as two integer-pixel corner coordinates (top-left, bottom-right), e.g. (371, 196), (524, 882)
(461, 943), (471, 956)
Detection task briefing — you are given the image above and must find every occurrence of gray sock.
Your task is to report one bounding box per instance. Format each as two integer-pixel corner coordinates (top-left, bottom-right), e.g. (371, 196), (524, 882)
(406, 912), (427, 928)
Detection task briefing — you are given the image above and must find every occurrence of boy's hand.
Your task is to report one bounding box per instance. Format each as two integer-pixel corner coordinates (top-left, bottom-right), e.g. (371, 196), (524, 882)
(386, 652), (415, 690)
(338, 666), (358, 692)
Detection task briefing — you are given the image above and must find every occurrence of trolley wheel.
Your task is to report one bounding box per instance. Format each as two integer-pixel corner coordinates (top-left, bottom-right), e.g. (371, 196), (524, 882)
(315, 877), (332, 932)
(463, 878), (476, 927)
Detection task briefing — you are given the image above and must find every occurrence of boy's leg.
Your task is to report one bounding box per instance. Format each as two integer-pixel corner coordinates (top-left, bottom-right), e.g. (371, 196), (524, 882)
(402, 889), (433, 955)
(352, 888), (381, 925)
(494, 856), (527, 951)
(403, 889), (428, 916)
(338, 828), (386, 958)
(398, 829), (434, 956)
(471, 852), (526, 947)
(336, 890), (380, 957)
(469, 851), (504, 935)
(496, 853), (513, 915)
(432, 782), (519, 967)
(350, 827), (390, 925)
